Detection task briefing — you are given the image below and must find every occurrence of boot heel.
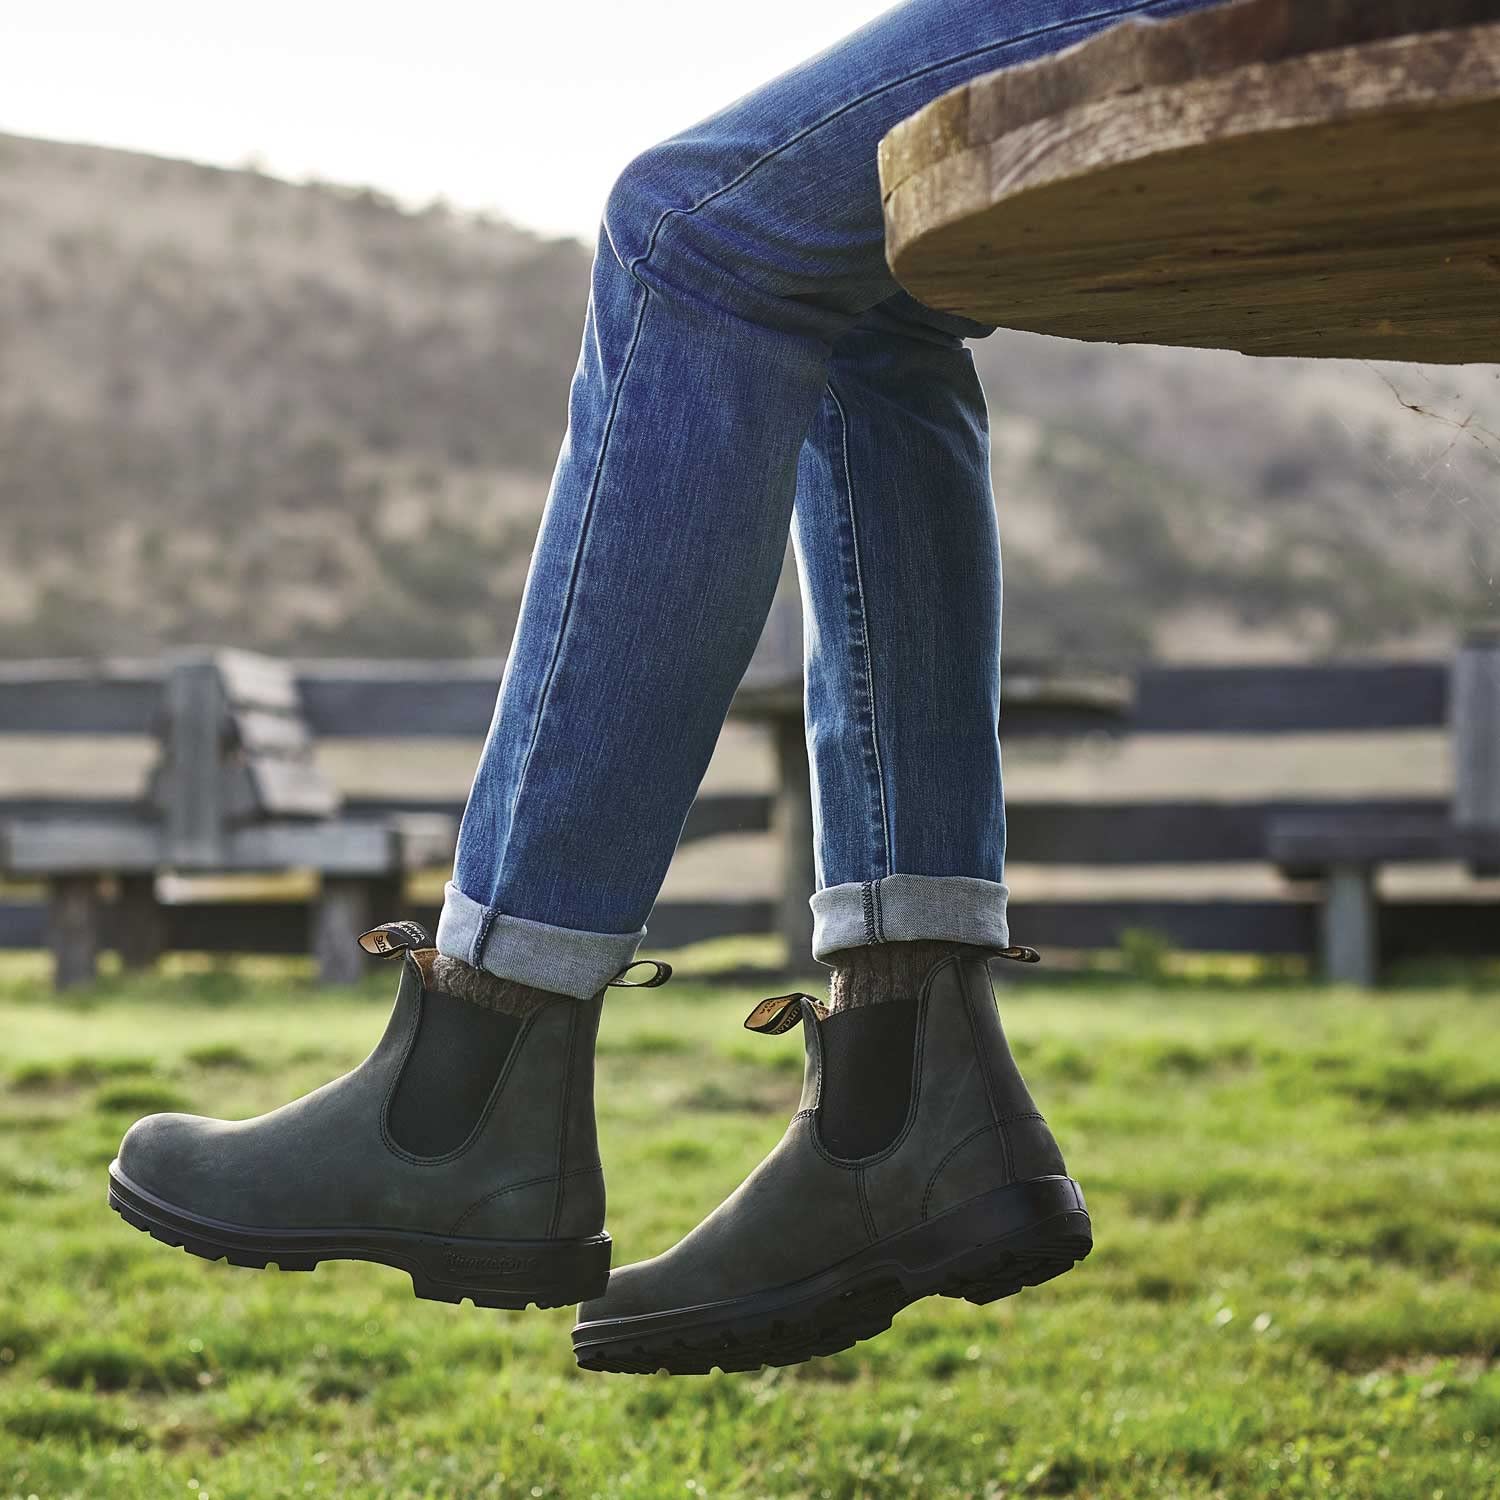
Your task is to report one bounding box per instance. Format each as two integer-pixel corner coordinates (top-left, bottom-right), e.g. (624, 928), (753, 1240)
(916, 1177), (1093, 1306)
(940, 1209), (1093, 1304)
(410, 1233), (612, 1310)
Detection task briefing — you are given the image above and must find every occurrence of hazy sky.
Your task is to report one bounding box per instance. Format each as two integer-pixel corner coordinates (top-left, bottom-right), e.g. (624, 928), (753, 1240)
(0, 1), (886, 243)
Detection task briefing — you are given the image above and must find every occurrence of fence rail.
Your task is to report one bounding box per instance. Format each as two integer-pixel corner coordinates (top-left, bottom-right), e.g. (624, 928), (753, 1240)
(0, 657), (1454, 737)
(2, 631), (1497, 988)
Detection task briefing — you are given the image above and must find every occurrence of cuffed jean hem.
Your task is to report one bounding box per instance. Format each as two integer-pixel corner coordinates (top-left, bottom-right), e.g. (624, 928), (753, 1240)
(435, 881), (646, 1000)
(810, 874), (1010, 964)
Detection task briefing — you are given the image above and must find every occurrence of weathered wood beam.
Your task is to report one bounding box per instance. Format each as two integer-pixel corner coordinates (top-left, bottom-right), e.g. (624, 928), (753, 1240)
(1453, 627), (1500, 874)
(48, 876), (103, 990)
(1, 816), (452, 877)
(1267, 813), (1460, 869)
(313, 878), (378, 985)
(0, 657), (1455, 737)
(213, 648), (302, 713)
(4, 819), (163, 874)
(162, 656), (229, 867)
(1319, 864), (1380, 988)
(114, 875), (167, 971)
(5, 893), (1500, 967)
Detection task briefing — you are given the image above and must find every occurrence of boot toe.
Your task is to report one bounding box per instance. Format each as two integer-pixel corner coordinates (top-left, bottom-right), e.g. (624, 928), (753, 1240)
(116, 1112), (220, 1210)
(579, 1250), (686, 1324)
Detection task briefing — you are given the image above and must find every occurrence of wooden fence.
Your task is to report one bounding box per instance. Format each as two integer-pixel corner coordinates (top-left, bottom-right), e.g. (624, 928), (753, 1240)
(1, 627), (1497, 987)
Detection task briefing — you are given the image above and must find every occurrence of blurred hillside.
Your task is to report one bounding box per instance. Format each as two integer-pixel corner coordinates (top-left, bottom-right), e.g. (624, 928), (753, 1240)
(1, 129), (1496, 663)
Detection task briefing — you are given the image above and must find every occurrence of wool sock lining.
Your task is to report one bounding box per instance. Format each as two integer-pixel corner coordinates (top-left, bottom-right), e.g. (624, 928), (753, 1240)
(825, 939), (994, 1013)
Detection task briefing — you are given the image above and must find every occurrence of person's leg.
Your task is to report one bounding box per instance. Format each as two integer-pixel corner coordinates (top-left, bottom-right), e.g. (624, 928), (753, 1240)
(564, 0), (1243, 1363)
(438, 0), (1224, 999)
(795, 289), (1011, 975)
(574, 290), (1084, 1373)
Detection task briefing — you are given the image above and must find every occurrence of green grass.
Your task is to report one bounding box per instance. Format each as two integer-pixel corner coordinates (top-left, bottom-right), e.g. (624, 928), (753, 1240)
(1, 954), (1497, 1499)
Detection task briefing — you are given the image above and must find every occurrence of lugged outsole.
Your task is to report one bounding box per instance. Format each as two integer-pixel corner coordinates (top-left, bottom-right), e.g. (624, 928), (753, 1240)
(108, 1162), (610, 1311)
(573, 1179), (1091, 1375)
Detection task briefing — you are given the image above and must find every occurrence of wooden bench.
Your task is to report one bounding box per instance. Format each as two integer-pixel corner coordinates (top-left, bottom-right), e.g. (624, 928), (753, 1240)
(1, 649), (453, 988)
(1267, 631), (1500, 984)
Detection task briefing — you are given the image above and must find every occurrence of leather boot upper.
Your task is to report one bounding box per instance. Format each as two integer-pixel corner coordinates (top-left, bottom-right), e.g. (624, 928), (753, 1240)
(583, 952), (1065, 1320)
(116, 951), (606, 1239)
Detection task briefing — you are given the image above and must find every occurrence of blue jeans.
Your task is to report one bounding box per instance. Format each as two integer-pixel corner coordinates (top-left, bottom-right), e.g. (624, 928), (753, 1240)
(439, 0), (1224, 998)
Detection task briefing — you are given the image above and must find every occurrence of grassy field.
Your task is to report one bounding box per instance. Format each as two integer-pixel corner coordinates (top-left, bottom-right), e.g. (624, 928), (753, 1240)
(1, 950), (1498, 1500)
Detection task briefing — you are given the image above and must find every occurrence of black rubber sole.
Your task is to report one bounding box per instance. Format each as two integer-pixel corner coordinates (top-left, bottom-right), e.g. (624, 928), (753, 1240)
(108, 1162), (611, 1310)
(572, 1175), (1091, 1375)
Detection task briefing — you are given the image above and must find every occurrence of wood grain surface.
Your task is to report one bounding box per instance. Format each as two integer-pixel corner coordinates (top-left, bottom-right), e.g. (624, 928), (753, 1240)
(879, 0), (1500, 361)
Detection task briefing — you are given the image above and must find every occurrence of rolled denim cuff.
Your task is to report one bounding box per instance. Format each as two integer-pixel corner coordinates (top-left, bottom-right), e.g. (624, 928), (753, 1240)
(435, 881), (646, 1000)
(810, 874), (1010, 964)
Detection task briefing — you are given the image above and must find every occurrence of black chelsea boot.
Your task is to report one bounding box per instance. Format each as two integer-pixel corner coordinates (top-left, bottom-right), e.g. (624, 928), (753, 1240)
(107, 921), (661, 1310)
(573, 947), (1089, 1373)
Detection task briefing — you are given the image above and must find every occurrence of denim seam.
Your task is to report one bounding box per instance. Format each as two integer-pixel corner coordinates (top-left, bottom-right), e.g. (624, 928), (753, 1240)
(471, 904), (499, 972)
(826, 379), (892, 882)
(505, 282), (653, 859)
(860, 881), (877, 946)
(625, 3), (1174, 279)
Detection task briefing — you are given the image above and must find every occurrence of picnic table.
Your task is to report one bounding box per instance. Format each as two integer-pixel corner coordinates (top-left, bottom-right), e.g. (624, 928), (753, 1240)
(878, 0), (1500, 362)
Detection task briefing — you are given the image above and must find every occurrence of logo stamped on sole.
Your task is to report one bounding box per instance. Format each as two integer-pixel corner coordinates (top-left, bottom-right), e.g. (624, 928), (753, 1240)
(443, 1248), (539, 1277)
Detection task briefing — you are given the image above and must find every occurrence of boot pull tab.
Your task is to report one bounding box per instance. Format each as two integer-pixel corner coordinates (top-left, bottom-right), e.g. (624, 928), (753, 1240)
(608, 959), (674, 988)
(995, 944), (1042, 964)
(357, 920), (432, 958)
(743, 992), (827, 1035)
